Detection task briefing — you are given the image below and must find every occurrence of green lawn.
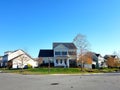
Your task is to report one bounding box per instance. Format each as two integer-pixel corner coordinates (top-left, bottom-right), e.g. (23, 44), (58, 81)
(27, 68), (81, 74)
(22, 68), (83, 74)
(0, 68), (119, 75)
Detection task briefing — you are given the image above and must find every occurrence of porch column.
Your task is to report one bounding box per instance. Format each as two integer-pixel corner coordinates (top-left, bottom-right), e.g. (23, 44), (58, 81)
(67, 59), (69, 68)
(54, 57), (56, 67)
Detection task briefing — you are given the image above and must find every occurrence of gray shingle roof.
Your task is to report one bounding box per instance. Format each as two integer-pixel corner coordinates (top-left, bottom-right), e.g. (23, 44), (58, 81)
(53, 43), (77, 49)
(38, 50), (54, 57)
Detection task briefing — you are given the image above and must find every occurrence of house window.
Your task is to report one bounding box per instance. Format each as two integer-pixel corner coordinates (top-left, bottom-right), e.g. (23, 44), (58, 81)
(56, 59), (58, 64)
(64, 59), (67, 65)
(60, 59), (62, 64)
(62, 51), (67, 55)
(55, 51), (61, 55)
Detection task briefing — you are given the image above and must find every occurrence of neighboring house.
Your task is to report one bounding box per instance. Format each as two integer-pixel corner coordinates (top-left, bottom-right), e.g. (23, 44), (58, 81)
(38, 42), (77, 68)
(38, 50), (54, 67)
(2, 49), (38, 69)
(77, 52), (106, 69)
(104, 55), (120, 68)
(91, 53), (106, 69)
(94, 54), (106, 68)
(104, 55), (118, 60)
(77, 52), (93, 69)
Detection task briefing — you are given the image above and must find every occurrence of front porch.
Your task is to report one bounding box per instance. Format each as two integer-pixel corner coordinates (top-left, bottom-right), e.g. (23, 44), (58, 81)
(54, 56), (70, 68)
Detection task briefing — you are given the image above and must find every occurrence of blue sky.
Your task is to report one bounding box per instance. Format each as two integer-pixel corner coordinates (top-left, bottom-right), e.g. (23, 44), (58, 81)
(0, 0), (120, 57)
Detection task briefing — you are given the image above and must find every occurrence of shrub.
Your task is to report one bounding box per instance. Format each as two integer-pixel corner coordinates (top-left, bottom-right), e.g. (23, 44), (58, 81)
(27, 64), (32, 69)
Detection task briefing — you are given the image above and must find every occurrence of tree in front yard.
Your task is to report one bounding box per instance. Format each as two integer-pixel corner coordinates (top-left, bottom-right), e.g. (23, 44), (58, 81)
(19, 54), (29, 72)
(77, 52), (92, 69)
(37, 57), (43, 67)
(73, 33), (90, 71)
(113, 51), (120, 69)
(106, 56), (120, 68)
(106, 57), (115, 68)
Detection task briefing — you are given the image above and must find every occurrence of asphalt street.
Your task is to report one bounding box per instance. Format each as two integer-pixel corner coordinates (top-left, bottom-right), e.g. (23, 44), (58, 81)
(0, 73), (120, 90)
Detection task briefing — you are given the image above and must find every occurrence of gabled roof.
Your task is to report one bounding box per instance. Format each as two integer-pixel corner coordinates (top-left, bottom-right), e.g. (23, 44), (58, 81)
(104, 55), (118, 59)
(8, 54), (23, 62)
(95, 54), (101, 57)
(4, 49), (34, 61)
(53, 43), (77, 49)
(84, 52), (98, 61)
(38, 50), (54, 57)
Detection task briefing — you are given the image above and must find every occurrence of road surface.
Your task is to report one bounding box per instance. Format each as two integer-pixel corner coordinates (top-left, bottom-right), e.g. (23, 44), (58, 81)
(0, 73), (120, 90)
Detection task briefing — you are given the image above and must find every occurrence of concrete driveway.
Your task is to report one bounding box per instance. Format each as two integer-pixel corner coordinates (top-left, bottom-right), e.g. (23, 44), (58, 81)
(0, 73), (120, 90)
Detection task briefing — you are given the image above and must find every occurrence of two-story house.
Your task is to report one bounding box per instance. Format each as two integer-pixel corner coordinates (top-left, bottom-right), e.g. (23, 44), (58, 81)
(53, 43), (77, 68)
(104, 55), (119, 68)
(38, 42), (77, 68)
(92, 53), (106, 69)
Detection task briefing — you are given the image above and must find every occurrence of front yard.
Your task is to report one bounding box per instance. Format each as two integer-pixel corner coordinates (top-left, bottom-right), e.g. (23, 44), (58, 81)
(0, 68), (120, 75)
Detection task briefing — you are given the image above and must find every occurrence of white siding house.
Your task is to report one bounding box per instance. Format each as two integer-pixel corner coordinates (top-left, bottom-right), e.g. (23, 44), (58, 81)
(53, 43), (77, 68)
(38, 43), (77, 68)
(92, 53), (106, 69)
(2, 50), (38, 69)
(97, 55), (106, 68)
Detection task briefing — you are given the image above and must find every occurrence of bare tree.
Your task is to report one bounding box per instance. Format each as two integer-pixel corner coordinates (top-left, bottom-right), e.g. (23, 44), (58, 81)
(113, 51), (120, 69)
(37, 57), (43, 67)
(106, 57), (116, 68)
(84, 52), (93, 65)
(19, 54), (29, 72)
(73, 33), (90, 71)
